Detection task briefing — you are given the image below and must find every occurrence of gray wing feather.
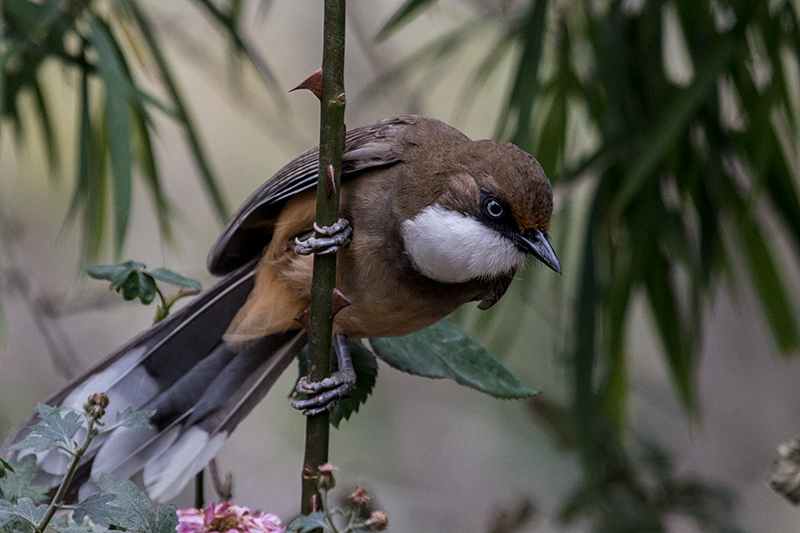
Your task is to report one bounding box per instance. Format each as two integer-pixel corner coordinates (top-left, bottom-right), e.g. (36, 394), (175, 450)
(207, 116), (418, 275)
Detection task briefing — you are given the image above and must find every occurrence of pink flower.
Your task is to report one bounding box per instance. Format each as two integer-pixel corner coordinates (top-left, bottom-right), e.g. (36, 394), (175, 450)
(176, 503), (285, 533)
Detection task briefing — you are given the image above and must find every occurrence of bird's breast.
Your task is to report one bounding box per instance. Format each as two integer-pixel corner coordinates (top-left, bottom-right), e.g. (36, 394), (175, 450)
(400, 203), (527, 283)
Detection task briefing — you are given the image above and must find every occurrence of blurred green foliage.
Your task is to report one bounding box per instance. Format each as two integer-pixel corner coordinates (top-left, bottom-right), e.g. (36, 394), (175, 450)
(378, 0), (800, 528)
(1, 0), (283, 263)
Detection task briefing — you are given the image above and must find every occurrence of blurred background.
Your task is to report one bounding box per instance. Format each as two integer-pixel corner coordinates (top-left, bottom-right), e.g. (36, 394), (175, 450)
(2, 0), (800, 531)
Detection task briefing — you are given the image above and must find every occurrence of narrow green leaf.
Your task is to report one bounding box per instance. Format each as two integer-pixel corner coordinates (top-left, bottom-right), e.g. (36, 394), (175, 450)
(30, 73), (59, 176)
(370, 319), (538, 399)
(188, 0), (286, 102)
(360, 16), (488, 105)
(375, 0), (439, 41)
(616, 38), (741, 210)
(129, 3), (230, 223)
(67, 67), (92, 225)
(643, 253), (696, 414)
(734, 203), (800, 354)
(88, 18), (134, 257)
(130, 106), (173, 242)
(148, 268), (201, 290)
(495, 0), (550, 149)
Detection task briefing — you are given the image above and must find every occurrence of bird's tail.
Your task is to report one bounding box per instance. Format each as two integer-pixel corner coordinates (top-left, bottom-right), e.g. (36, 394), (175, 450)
(1, 259), (306, 502)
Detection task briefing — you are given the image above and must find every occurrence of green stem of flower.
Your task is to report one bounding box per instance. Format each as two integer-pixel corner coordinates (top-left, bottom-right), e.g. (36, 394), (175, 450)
(35, 419), (96, 533)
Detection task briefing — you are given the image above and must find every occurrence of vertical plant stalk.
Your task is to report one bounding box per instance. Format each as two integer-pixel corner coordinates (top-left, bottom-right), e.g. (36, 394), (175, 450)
(301, 0), (347, 517)
(35, 419), (96, 533)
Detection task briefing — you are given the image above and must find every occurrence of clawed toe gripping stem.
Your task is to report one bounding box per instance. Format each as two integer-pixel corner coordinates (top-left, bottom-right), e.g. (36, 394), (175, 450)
(292, 332), (356, 416)
(295, 219), (352, 256)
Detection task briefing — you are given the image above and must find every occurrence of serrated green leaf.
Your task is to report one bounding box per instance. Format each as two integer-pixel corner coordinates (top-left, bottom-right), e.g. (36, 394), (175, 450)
(71, 493), (120, 527)
(106, 406), (155, 431)
(286, 512), (328, 533)
(53, 527), (94, 533)
(152, 503), (178, 533)
(148, 268), (201, 290)
(0, 456), (48, 504)
(9, 404), (83, 454)
(0, 500), (17, 529)
(0, 458), (10, 476)
(369, 319), (537, 399)
(2, 498), (47, 527)
(97, 473), (158, 533)
(330, 341), (378, 428)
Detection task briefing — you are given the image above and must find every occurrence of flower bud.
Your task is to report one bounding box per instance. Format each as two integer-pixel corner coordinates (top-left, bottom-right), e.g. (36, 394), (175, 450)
(85, 392), (109, 420)
(368, 510), (388, 531)
(349, 487), (371, 509)
(317, 463), (338, 491)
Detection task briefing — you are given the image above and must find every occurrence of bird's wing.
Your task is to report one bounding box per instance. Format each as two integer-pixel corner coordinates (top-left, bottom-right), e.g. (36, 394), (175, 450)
(1, 259), (306, 502)
(207, 115), (421, 275)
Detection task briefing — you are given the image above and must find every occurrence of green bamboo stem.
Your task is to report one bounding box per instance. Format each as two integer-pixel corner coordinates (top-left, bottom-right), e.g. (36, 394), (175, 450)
(301, 0), (347, 517)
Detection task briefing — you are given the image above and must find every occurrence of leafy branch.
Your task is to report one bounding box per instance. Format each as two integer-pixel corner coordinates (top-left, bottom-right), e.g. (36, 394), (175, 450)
(2, 396), (158, 533)
(87, 261), (201, 323)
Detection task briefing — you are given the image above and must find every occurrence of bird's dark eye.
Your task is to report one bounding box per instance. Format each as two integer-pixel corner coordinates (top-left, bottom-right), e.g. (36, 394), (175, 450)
(484, 198), (504, 219)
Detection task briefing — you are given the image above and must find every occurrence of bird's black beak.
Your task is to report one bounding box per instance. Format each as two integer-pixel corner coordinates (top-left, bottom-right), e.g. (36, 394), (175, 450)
(517, 229), (561, 274)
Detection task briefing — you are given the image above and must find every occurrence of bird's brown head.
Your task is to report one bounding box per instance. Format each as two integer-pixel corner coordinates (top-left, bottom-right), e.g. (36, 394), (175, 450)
(400, 138), (561, 284)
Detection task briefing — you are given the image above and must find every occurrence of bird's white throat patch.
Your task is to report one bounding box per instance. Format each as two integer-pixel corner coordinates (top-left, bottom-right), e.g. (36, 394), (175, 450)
(401, 204), (527, 283)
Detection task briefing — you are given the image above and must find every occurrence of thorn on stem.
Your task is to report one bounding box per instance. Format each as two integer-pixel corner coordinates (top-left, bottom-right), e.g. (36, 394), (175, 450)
(331, 288), (351, 317)
(290, 68), (323, 100)
(326, 165), (336, 198)
(295, 309), (310, 330)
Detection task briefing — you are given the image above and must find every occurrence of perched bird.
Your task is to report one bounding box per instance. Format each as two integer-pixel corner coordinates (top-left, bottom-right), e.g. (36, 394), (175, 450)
(1, 115), (560, 501)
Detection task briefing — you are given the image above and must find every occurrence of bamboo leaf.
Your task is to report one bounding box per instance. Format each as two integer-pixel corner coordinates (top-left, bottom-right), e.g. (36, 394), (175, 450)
(734, 201), (800, 354)
(616, 38), (741, 210)
(495, 0), (550, 149)
(375, 0), (439, 41)
(188, 0), (285, 102)
(88, 17), (133, 257)
(30, 73), (59, 176)
(129, 3), (230, 224)
(643, 252), (696, 413)
(130, 105), (173, 242)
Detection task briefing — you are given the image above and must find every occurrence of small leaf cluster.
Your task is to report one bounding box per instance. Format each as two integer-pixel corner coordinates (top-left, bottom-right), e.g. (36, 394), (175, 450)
(0, 400), (162, 533)
(87, 261), (201, 322)
(294, 319), (538, 428)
